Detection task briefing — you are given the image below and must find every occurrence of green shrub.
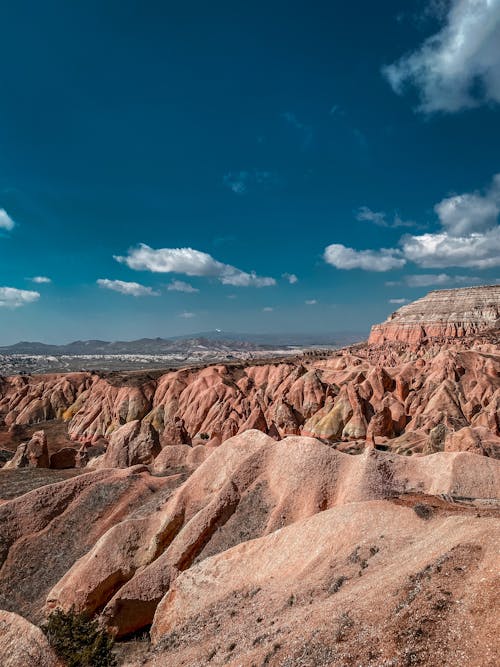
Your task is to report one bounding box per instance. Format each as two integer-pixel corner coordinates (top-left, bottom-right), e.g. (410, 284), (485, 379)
(42, 608), (116, 667)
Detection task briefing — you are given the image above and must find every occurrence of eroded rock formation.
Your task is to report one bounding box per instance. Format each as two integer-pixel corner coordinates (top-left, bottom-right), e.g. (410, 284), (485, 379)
(1, 331), (499, 467)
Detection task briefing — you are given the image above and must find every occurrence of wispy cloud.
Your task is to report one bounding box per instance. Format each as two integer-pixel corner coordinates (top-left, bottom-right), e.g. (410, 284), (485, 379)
(178, 311), (195, 319)
(0, 209), (15, 231)
(282, 111), (313, 147)
(30, 276), (52, 284)
(305, 299), (317, 305)
(167, 280), (199, 293)
(262, 306), (274, 312)
(115, 244), (276, 287)
(389, 298), (409, 304)
(383, 0), (500, 113)
(387, 274), (483, 288)
(0, 287), (39, 308)
(97, 278), (160, 297)
(356, 206), (416, 229)
(223, 170), (279, 195)
(282, 272), (298, 284)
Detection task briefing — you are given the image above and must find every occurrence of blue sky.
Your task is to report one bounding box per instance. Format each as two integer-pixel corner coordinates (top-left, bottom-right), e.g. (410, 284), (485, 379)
(1, 0), (500, 343)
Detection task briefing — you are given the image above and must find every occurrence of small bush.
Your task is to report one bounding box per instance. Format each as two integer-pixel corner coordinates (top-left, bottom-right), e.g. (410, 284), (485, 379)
(413, 503), (433, 520)
(199, 432), (210, 440)
(42, 608), (116, 667)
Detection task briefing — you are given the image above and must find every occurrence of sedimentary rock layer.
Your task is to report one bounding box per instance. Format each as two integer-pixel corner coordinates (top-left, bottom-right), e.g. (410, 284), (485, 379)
(369, 285), (500, 345)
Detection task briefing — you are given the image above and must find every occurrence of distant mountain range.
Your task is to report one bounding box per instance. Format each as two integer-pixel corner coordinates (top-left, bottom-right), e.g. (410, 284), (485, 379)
(0, 331), (366, 356)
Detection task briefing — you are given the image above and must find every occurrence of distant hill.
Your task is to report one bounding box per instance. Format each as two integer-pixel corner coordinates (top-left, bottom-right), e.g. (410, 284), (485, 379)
(0, 331), (365, 356)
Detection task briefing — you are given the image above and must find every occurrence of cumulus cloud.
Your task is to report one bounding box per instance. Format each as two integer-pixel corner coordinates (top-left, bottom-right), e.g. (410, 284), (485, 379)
(327, 174), (500, 272)
(402, 173), (500, 268)
(167, 280), (199, 293)
(323, 244), (406, 271)
(97, 279), (160, 297)
(389, 298), (409, 304)
(31, 276), (51, 284)
(401, 228), (500, 269)
(0, 287), (39, 308)
(383, 0), (500, 113)
(115, 244), (276, 287)
(282, 272), (298, 284)
(0, 209), (15, 231)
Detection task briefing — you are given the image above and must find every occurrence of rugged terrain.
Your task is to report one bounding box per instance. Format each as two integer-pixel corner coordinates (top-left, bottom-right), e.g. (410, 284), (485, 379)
(0, 286), (499, 666)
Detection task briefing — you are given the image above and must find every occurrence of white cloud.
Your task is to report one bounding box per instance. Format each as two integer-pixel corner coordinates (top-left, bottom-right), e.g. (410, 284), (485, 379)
(323, 244), (406, 271)
(305, 299), (317, 305)
(329, 174), (500, 272)
(167, 280), (199, 293)
(179, 311), (195, 318)
(282, 272), (298, 284)
(115, 244), (276, 287)
(434, 175), (500, 235)
(401, 173), (500, 267)
(31, 276), (52, 284)
(0, 209), (15, 231)
(384, 0), (500, 113)
(262, 306), (274, 312)
(0, 287), (39, 308)
(401, 228), (500, 268)
(97, 279), (160, 297)
(389, 298), (409, 304)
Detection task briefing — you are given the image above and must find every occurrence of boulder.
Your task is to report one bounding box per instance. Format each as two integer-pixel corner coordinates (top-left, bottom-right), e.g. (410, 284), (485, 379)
(0, 610), (60, 667)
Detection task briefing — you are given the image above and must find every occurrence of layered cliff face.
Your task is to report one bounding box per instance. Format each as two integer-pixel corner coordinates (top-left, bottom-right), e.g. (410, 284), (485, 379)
(369, 285), (500, 346)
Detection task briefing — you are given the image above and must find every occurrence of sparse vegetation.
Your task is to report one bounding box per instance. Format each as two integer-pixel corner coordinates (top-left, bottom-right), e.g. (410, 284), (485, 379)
(199, 432), (210, 440)
(413, 503), (433, 520)
(42, 608), (116, 667)
(334, 612), (353, 642)
(329, 575), (348, 594)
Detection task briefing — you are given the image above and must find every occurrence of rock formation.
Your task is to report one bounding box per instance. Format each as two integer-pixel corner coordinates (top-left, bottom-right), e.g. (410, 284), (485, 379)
(369, 285), (500, 345)
(0, 610), (61, 667)
(1, 331), (499, 466)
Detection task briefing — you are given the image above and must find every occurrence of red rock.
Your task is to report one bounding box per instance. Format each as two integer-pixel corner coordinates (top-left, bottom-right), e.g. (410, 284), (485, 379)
(4, 430), (49, 469)
(43, 432), (500, 637)
(0, 610), (61, 667)
(96, 420), (160, 468)
(49, 447), (77, 469)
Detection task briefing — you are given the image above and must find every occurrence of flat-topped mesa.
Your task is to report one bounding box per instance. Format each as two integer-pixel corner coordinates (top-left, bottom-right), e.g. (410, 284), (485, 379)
(369, 285), (500, 346)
